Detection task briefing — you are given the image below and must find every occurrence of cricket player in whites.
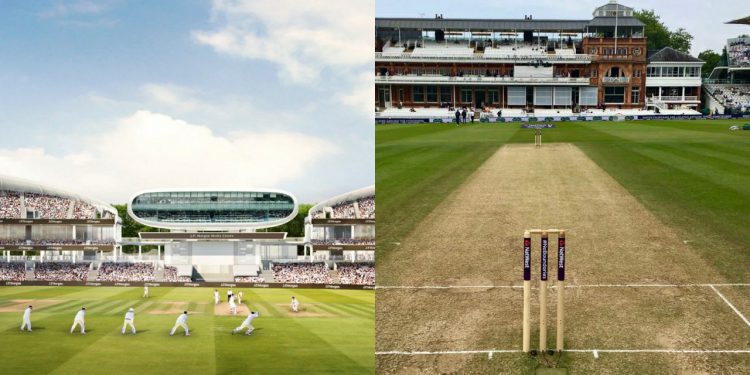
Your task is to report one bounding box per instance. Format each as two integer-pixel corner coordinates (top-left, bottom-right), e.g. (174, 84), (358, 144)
(231, 311), (260, 336)
(143, 285), (149, 299)
(20, 305), (32, 332)
(237, 290), (244, 304)
(122, 307), (136, 335)
(170, 311), (189, 336)
(213, 289), (220, 305)
(228, 294), (237, 315)
(291, 296), (299, 312)
(70, 307), (86, 334)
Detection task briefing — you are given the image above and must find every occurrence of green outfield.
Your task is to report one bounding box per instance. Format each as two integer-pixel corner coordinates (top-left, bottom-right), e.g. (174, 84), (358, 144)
(377, 120), (750, 283)
(0, 286), (374, 375)
(376, 119), (750, 374)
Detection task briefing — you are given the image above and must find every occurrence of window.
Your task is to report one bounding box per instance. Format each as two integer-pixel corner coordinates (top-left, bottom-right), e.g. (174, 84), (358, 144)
(489, 89), (499, 103)
(634, 69), (641, 77)
(604, 86), (625, 103)
(589, 47), (597, 54)
(591, 69), (598, 78)
(633, 48), (641, 56)
(412, 86), (424, 102)
(631, 87), (640, 104)
(647, 66), (660, 77)
(460, 88), (472, 103)
(686, 66), (700, 77)
(617, 48), (628, 55)
(440, 87), (452, 103)
(426, 86), (438, 102)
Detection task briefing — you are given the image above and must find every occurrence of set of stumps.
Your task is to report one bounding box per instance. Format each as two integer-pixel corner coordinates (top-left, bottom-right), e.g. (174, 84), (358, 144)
(523, 229), (566, 356)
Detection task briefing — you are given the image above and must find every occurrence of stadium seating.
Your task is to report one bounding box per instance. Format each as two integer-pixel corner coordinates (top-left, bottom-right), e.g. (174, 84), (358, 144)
(0, 191), (21, 218)
(164, 266), (192, 282)
(272, 262), (333, 283)
(705, 84), (750, 111)
(34, 262), (89, 282)
(96, 262), (155, 282)
(0, 262), (26, 281)
(336, 262), (375, 285)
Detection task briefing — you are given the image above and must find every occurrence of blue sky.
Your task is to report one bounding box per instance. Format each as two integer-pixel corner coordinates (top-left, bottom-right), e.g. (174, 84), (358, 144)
(0, 0), (374, 204)
(376, 0), (750, 56)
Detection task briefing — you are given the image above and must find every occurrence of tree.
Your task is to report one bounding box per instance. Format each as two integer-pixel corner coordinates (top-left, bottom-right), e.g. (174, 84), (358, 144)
(112, 204), (158, 238)
(669, 28), (693, 53)
(258, 204), (313, 238)
(698, 50), (721, 77)
(634, 9), (693, 52)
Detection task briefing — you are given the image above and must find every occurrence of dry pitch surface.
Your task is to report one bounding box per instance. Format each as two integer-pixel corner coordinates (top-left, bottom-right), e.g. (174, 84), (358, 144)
(376, 144), (750, 374)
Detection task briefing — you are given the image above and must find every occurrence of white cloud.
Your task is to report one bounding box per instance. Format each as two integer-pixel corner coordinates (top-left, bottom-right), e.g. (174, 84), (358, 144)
(0, 110), (339, 203)
(140, 83), (213, 113)
(39, 0), (110, 18)
(335, 70), (375, 117)
(192, 0), (374, 84)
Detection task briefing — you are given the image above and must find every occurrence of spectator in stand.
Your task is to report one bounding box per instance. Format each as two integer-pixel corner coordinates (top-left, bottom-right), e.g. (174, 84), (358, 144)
(164, 266), (191, 282)
(0, 191), (21, 218)
(337, 263), (375, 285)
(34, 262), (89, 282)
(0, 263), (26, 281)
(96, 262), (155, 282)
(272, 262), (332, 284)
(235, 275), (265, 283)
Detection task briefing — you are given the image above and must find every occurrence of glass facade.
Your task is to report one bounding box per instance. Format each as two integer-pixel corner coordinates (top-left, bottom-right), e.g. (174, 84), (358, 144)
(131, 191), (295, 224)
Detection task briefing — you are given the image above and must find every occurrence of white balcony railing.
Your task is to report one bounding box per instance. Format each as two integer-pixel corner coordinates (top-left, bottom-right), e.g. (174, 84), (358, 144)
(652, 96), (699, 102)
(375, 52), (592, 63)
(602, 77), (631, 84)
(374, 74), (591, 85)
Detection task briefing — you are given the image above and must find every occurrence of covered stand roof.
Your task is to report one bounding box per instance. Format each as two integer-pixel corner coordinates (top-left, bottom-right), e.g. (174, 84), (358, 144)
(647, 47), (704, 63)
(0, 173), (119, 216)
(376, 18), (590, 32)
(726, 16), (750, 25)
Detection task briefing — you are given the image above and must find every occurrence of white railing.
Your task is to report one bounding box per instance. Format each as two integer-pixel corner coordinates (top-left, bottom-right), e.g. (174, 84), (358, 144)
(375, 74), (591, 85)
(375, 52), (592, 63)
(656, 96), (699, 102)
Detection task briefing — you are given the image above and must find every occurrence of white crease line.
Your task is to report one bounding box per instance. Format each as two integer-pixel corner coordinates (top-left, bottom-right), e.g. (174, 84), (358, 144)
(376, 349), (750, 356)
(376, 283), (750, 290)
(710, 285), (750, 328)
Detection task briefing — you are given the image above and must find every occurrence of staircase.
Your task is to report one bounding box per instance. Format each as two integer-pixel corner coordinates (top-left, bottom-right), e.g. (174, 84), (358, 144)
(154, 267), (165, 281)
(328, 270), (340, 284)
(87, 268), (98, 281)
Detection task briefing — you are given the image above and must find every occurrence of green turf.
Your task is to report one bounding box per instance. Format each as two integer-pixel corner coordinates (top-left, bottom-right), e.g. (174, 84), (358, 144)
(376, 120), (750, 283)
(0, 287), (374, 374)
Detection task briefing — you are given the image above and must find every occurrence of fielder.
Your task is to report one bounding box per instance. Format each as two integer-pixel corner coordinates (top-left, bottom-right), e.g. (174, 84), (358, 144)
(213, 289), (220, 305)
(237, 291), (243, 304)
(291, 296), (299, 312)
(227, 288), (233, 302)
(122, 307), (136, 335)
(231, 311), (260, 336)
(143, 285), (149, 299)
(20, 305), (32, 332)
(228, 294), (237, 315)
(70, 307), (86, 334)
(170, 311), (189, 336)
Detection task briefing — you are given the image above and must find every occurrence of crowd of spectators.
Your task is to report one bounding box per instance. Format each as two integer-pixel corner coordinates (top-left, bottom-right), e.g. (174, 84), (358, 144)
(0, 239), (115, 246)
(0, 191), (21, 218)
(272, 262), (333, 284)
(357, 196), (375, 218)
(337, 262), (375, 285)
(96, 262), (154, 282)
(0, 262), (26, 281)
(234, 275), (266, 283)
(72, 201), (97, 219)
(34, 262), (89, 281)
(331, 201), (356, 219)
(25, 193), (71, 219)
(164, 266), (192, 282)
(311, 238), (375, 245)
